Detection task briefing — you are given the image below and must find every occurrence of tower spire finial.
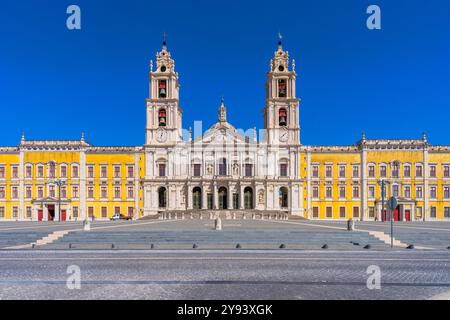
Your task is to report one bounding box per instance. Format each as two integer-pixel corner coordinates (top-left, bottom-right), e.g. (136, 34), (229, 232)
(162, 32), (167, 49)
(278, 32), (283, 49)
(218, 96), (227, 123)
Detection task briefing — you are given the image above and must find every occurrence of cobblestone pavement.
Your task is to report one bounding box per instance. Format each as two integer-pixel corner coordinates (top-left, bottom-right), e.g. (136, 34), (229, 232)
(0, 250), (450, 300)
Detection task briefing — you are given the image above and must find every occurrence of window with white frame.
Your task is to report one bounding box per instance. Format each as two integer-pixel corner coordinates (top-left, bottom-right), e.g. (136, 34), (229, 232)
(12, 166), (19, 179)
(353, 207), (360, 218)
(49, 185), (55, 198)
(312, 207), (319, 218)
(72, 185), (79, 199)
(101, 207), (108, 218)
(404, 185), (411, 199)
(339, 186), (346, 199)
(368, 165), (375, 178)
(101, 186), (108, 199)
(128, 186), (134, 199)
(368, 207), (375, 218)
(339, 207), (346, 219)
(12, 207), (18, 219)
(430, 186), (437, 199)
(380, 165), (387, 178)
(114, 186), (121, 199)
(60, 165), (67, 178)
(26, 186), (32, 199)
(25, 165), (32, 179)
(404, 165), (411, 178)
(87, 186), (94, 199)
(392, 184), (399, 197)
(430, 206), (437, 219)
(61, 186), (67, 199)
(72, 165), (79, 178)
(326, 207), (332, 218)
(312, 186), (319, 199)
(352, 186), (359, 199)
(325, 165), (332, 178)
(26, 207), (32, 219)
(0, 207), (4, 218)
(114, 166), (121, 178)
(352, 165), (359, 178)
(48, 162), (56, 178)
(368, 185), (375, 199)
(339, 165), (346, 178)
(73, 207), (79, 218)
(0, 186), (5, 199)
(87, 166), (94, 179)
(430, 165), (437, 178)
(416, 165), (423, 178)
(444, 165), (450, 178)
(326, 185), (332, 198)
(445, 186), (450, 199)
(127, 166), (134, 178)
(37, 165), (44, 178)
(312, 165), (319, 178)
(101, 166), (108, 179)
(0, 166), (5, 179)
(11, 186), (18, 199)
(37, 186), (44, 198)
(444, 207), (450, 219)
(391, 162), (399, 178)
(416, 185), (423, 199)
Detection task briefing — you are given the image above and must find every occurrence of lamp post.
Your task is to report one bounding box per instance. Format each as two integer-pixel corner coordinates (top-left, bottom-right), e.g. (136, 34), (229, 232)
(378, 179), (390, 222)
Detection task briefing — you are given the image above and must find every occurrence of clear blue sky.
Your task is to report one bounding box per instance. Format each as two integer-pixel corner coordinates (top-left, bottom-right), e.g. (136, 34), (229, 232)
(1, 0), (449, 146)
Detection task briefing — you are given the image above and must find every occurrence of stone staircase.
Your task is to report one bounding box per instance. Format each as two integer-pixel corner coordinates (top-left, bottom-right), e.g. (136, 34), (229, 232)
(0, 232), (50, 249)
(141, 210), (297, 221)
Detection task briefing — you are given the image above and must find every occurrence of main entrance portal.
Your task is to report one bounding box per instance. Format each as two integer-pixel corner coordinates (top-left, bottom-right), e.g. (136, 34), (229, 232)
(218, 187), (228, 210)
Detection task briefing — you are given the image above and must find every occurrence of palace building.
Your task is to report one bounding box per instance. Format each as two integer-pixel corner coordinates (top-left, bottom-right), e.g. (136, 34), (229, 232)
(1, 37), (450, 221)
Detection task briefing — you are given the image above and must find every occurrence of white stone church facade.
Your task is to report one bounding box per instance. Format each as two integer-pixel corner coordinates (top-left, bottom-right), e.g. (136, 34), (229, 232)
(142, 38), (303, 217)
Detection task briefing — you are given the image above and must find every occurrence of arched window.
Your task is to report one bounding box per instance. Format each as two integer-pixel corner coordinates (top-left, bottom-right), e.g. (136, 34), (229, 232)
(158, 79), (167, 98)
(193, 187), (202, 209)
(244, 187), (253, 209)
(279, 108), (287, 127)
(48, 162), (56, 178)
(158, 109), (167, 127)
(278, 79), (287, 98)
(279, 187), (288, 209)
(158, 187), (167, 208)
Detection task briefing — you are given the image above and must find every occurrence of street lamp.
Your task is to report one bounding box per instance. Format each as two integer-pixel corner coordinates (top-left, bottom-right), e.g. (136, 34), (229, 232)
(377, 179), (390, 222)
(48, 179), (66, 222)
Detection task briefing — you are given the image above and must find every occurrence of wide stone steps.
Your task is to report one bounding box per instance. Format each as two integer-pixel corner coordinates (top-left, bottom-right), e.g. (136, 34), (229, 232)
(0, 233), (50, 248)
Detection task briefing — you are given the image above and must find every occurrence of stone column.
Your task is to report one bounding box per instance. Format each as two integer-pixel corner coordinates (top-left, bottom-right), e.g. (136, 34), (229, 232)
(306, 147), (311, 219)
(361, 147), (367, 221)
(213, 182), (218, 210)
(424, 146), (429, 221)
(19, 150), (24, 220)
(188, 184), (193, 210)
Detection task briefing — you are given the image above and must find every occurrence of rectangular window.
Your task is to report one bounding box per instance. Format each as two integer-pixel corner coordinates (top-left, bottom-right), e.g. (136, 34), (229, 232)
(115, 187), (121, 199)
(12, 186), (18, 199)
(88, 166), (94, 178)
(114, 166), (121, 178)
(88, 186), (94, 199)
(312, 186), (319, 199)
(353, 207), (360, 218)
(325, 165), (332, 178)
(158, 164), (166, 177)
(218, 160), (227, 176)
(26, 186), (32, 199)
(0, 167), (5, 179)
(368, 185), (375, 199)
(444, 207), (450, 219)
(430, 165), (437, 178)
(37, 186), (44, 199)
(404, 186), (411, 199)
(312, 207), (319, 218)
(101, 166), (108, 178)
(380, 165), (387, 178)
(72, 186), (79, 199)
(352, 186), (359, 199)
(352, 166), (359, 178)
(88, 207), (94, 218)
(193, 164), (201, 177)
(49, 185), (55, 198)
(128, 186), (134, 199)
(0, 207), (4, 218)
(391, 163), (399, 178)
(26, 207), (32, 219)
(61, 166), (67, 178)
(73, 207), (79, 218)
(368, 165), (375, 178)
(444, 186), (450, 199)
(430, 206), (437, 219)
(101, 207), (107, 218)
(26, 165), (32, 178)
(416, 186), (423, 199)
(12, 207), (18, 219)
(339, 207), (346, 219)
(404, 165), (411, 178)
(430, 186), (437, 199)
(115, 207), (121, 215)
(12, 166), (19, 179)
(312, 165), (319, 178)
(368, 207), (375, 219)
(339, 186), (346, 199)
(207, 194), (213, 210)
(0, 187), (5, 199)
(392, 185), (399, 197)
(101, 186), (108, 199)
(444, 165), (450, 178)
(127, 207), (134, 218)
(37, 166), (44, 178)
(61, 186), (67, 199)
(245, 164), (253, 177)
(339, 166), (346, 178)
(416, 165), (423, 178)
(127, 166), (134, 178)
(280, 164), (288, 177)
(72, 165), (79, 178)
(326, 186), (332, 198)
(326, 207), (332, 218)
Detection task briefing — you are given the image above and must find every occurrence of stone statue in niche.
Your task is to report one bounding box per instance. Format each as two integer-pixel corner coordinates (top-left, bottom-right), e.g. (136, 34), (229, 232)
(258, 190), (265, 204)
(206, 164), (213, 175)
(232, 163), (239, 175)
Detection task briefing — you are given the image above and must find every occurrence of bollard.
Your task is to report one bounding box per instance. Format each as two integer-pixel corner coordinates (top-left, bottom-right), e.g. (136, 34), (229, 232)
(182, 213), (185, 220)
(199, 213), (203, 220)
(252, 214), (255, 220)
(232, 212), (236, 220)
(347, 219), (355, 231)
(190, 213), (193, 219)
(214, 217), (222, 231)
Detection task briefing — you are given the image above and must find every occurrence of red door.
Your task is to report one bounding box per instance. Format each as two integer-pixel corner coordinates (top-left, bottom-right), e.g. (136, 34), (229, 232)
(393, 206), (400, 221)
(61, 210), (67, 221)
(38, 210), (43, 221)
(405, 210), (411, 221)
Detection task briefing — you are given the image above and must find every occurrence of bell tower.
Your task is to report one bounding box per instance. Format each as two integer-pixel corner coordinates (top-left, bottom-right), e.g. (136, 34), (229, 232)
(263, 34), (300, 145)
(146, 34), (182, 146)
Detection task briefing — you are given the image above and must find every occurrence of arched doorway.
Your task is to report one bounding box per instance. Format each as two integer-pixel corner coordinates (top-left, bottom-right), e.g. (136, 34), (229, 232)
(279, 187), (288, 209)
(244, 187), (253, 209)
(218, 187), (228, 210)
(193, 187), (202, 209)
(158, 187), (167, 208)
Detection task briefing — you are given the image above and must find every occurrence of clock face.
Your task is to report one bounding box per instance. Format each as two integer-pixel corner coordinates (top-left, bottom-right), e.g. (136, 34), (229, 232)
(279, 129), (289, 142)
(156, 129), (167, 143)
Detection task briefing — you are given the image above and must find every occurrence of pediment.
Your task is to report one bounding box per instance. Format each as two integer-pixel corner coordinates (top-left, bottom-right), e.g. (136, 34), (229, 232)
(195, 122), (248, 145)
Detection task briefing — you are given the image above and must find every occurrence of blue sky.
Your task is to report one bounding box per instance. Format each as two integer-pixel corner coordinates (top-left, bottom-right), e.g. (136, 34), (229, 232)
(0, 0), (449, 146)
